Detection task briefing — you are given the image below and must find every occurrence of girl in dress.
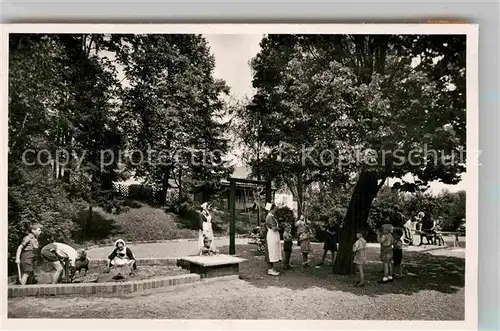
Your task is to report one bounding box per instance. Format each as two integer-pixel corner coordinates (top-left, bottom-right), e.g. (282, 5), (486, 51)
(376, 224), (394, 284)
(353, 228), (368, 287)
(295, 215), (312, 267)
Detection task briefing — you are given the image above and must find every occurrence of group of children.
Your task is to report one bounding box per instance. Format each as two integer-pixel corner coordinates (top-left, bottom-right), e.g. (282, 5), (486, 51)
(15, 223), (142, 285)
(353, 223), (404, 287)
(15, 224), (91, 285)
(281, 215), (339, 270)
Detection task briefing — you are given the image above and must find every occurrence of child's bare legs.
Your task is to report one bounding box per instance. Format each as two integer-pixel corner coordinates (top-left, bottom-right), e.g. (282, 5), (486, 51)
(388, 262), (394, 279)
(302, 252), (309, 266)
(357, 264), (365, 285)
(383, 262), (389, 278)
(20, 273), (30, 285)
(283, 250), (291, 269)
(52, 261), (64, 284)
(394, 263), (402, 277)
(320, 250), (328, 264)
(331, 251), (338, 266)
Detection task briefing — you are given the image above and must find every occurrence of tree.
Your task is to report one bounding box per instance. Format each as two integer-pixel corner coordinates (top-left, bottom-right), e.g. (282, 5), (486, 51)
(241, 36), (354, 217)
(8, 33), (124, 257)
(244, 34), (466, 274)
(110, 34), (233, 206)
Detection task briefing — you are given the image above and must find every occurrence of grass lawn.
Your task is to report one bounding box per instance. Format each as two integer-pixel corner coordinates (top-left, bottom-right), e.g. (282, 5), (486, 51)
(71, 200), (256, 248)
(8, 243), (465, 320)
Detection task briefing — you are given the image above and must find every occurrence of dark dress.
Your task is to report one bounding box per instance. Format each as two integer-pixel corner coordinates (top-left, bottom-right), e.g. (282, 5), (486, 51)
(323, 225), (339, 252)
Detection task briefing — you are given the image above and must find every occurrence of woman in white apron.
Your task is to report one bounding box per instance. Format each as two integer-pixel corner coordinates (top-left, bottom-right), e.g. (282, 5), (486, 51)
(198, 202), (215, 253)
(265, 203), (281, 276)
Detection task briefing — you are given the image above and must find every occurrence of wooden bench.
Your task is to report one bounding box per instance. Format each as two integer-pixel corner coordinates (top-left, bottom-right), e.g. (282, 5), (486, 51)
(414, 230), (460, 248)
(176, 255), (247, 279)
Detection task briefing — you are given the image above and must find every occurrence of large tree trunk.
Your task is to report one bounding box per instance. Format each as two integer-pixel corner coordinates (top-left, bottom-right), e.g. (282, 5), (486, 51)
(334, 171), (385, 275)
(178, 167), (182, 201)
(296, 175), (304, 218)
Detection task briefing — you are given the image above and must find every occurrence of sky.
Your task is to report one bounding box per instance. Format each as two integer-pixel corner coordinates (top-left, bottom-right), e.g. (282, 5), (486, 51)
(203, 34), (466, 196)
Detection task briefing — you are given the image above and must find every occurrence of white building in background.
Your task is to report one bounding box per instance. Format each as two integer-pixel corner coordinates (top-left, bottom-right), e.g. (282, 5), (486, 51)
(274, 189), (298, 214)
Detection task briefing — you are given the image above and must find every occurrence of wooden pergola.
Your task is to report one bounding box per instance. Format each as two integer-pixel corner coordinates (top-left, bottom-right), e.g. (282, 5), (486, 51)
(229, 177), (272, 255)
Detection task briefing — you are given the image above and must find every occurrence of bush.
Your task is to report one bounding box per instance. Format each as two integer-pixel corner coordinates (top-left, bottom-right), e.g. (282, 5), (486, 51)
(8, 167), (80, 272)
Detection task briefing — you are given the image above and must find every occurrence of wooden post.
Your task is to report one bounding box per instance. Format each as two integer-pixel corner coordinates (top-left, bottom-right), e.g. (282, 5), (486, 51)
(230, 180), (236, 255)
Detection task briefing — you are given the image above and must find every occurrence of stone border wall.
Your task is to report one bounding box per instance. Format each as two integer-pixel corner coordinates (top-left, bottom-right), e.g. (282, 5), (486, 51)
(8, 274), (200, 298)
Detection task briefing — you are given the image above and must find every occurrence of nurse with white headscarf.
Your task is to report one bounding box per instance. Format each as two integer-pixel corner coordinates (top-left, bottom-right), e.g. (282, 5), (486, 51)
(198, 202), (215, 252)
(107, 239), (137, 269)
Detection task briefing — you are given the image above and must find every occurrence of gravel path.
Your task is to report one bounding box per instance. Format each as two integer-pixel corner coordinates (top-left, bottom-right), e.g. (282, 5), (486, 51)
(7, 277), (464, 320)
(85, 238), (249, 259)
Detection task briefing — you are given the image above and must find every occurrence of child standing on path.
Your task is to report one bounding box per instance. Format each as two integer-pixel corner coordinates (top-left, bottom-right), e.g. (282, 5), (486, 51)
(392, 229), (404, 278)
(295, 215), (312, 267)
(317, 217), (339, 267)
(282, 221), (294, 270)
(376, 224), (394, 284)
(352, 228), (368, 287)
(15, 224), (42, 285)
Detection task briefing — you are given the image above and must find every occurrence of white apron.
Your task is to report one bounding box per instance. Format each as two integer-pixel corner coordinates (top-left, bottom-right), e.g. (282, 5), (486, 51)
(198, 211), (216, 252)
(266, 227), (282, 263)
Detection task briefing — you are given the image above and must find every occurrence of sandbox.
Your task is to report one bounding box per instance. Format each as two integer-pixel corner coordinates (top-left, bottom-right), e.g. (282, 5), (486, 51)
(8, 258), (199, 298)
(9, 256), (247, 298)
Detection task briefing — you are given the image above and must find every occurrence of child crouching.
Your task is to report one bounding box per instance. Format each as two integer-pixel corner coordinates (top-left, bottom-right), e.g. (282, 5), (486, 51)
(200, 236), (219, 256)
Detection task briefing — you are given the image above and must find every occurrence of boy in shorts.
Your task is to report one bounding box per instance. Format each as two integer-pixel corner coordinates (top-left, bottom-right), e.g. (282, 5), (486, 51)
(15, 224), (43, 285)
(317, 217), (339, 268)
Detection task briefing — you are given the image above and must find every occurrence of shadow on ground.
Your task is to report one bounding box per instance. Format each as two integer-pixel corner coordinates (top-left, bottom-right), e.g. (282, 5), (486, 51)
(218, 244), (465, 298)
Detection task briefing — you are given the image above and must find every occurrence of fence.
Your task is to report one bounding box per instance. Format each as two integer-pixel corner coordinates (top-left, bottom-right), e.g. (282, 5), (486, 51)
(113, 183), (162, 205)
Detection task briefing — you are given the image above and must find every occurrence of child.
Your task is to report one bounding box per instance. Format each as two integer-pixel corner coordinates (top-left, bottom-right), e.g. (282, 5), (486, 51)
(432, 218), (445, 246)
(392, 229), (403, 278)
(376, 224), (394, 284)
(352, 228), (368, 287)
(282, 222), (293, 270)
(40, 243), (88, 284)
(15, 224), (43, 285)
(200, 236), (219, 256)
(318, 217), (339, 267)
(295, 215), (312, 267)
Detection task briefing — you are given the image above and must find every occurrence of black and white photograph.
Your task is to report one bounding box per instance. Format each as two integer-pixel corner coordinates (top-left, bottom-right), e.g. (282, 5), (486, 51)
(4, 24), (478, 328)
